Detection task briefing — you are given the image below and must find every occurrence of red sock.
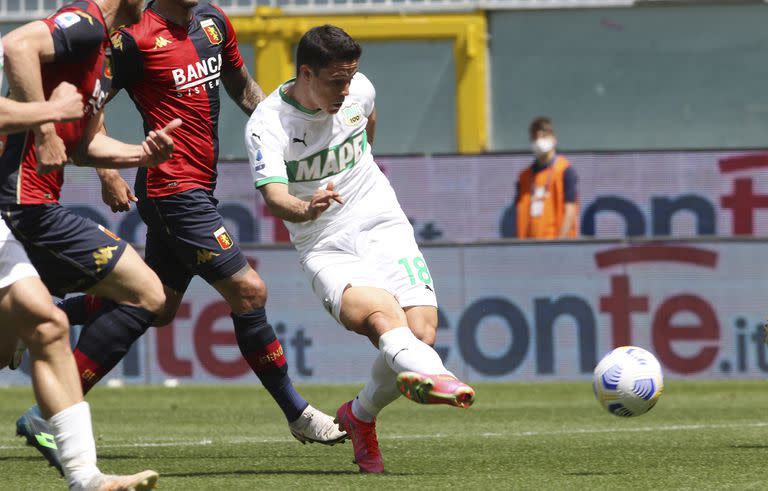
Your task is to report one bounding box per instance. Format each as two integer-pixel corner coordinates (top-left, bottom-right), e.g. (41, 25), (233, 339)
(83, 295), (103, 322)
(73, 348), (108, 395)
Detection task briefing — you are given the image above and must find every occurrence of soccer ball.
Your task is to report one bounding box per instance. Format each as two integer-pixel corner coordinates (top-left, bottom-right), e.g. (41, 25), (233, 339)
(592, 346), (664, 417)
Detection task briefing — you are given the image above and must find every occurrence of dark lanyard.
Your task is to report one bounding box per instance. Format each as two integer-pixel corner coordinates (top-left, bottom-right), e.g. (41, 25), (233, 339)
(529, 158), (556, 198)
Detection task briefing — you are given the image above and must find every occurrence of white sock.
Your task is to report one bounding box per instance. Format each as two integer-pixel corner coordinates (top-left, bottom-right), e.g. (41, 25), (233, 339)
(49, 401), (100, 487)
(378, 326), (452, 376)
(352, 397), (377, 423)
(354, 353), (401, 422)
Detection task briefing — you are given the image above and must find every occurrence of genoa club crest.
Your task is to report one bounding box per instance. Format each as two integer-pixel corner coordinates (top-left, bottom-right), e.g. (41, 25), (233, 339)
(200, 19), (222, 45)
(214, 226), (233, 250)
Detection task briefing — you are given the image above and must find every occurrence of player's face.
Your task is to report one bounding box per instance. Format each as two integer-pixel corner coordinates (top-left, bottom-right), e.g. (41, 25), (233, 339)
(306, 60), (359, 114)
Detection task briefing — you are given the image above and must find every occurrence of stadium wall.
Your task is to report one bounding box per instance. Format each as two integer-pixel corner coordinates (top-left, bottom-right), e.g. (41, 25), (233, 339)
(1, 237), (766, 386)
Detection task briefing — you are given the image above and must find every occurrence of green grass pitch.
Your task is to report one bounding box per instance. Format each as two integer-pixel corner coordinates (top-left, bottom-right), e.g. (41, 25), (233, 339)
(1, 380), (767, 490)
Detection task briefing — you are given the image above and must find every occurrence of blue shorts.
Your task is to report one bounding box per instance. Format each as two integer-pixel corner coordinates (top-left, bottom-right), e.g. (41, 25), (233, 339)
(137, 188), (248, 293)
(0, 203), (127, 297)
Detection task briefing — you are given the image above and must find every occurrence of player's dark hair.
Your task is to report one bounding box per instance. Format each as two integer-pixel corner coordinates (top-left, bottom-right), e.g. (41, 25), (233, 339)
(529, 116), (554, 139)
(296, 25), (362, 75)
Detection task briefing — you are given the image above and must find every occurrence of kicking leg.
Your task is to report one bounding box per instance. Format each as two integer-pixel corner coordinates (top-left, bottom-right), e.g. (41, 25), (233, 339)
(342, 287), (474, 407)
(353, 302), (440, 418)
(336, 354), (398, 473)
(349, 305), (446, 433)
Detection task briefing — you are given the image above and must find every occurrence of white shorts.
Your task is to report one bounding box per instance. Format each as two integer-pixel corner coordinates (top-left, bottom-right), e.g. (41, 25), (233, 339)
(0, 219), (38, 290)
(301, 213), (437, 323)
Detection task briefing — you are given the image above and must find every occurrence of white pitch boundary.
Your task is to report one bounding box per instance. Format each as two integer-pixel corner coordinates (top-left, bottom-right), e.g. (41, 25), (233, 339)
(1, 421), (767, 451)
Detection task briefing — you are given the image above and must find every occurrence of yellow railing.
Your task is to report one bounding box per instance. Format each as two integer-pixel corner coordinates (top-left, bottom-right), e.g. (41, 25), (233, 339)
(231, 8), (488, 154)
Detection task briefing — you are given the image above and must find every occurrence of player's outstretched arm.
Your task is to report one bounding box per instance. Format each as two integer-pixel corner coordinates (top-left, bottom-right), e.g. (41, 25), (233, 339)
(0, 82), (84, 134)
(259, 181), (344, 223)
(222, 65), (266, 116)
(72, 114), (182, 169)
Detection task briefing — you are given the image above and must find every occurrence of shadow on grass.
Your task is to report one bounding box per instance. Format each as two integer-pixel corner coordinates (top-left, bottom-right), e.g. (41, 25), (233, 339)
(731, 444), (768, 449)
(0, 454), (134, 462)
(564, 471), (626, 476)
(163, 469), (410, 477)
(0, 455), (54, 462)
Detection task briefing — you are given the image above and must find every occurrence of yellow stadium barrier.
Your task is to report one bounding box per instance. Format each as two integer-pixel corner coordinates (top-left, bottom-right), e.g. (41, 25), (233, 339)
(231, 8), (488, 154)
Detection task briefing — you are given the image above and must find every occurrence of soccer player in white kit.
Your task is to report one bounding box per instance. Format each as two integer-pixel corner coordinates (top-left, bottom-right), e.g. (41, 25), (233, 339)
(0, 32), (158, 490)
(246, 25), (475, 474)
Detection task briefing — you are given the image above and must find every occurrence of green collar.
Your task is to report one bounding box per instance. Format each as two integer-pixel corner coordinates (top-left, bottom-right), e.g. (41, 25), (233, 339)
(279, 79), (321, 115)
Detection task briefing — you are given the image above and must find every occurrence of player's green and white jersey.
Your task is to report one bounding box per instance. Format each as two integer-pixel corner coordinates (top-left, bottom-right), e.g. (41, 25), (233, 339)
(246, 72), (403, 253)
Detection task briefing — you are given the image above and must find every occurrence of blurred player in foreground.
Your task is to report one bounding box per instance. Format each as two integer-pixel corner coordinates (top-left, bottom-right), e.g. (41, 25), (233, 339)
(43, 0), (344, 453)
(0, 0), (184, 484)
(0, 23), (160, 491)
(246, 25), (476, 473)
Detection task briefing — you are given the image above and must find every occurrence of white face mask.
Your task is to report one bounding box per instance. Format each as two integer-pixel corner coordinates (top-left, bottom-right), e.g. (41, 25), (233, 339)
(531, 137), (555, 156)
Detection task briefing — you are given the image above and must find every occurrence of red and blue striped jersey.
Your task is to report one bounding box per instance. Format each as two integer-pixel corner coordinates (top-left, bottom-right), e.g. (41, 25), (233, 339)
(111, 1), (244, 198)
(0, 0), (111, 204)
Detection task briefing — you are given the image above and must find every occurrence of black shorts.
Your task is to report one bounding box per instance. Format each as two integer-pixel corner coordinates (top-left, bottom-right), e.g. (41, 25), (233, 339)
(137, 188), (247, 293)
(1, 203), (127, 297)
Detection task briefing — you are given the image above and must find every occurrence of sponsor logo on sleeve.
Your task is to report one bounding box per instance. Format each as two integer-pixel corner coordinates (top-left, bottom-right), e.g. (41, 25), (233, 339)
(200, 19), (223, 45)
(253, 149), (265, 172)
(250, 133), (265, 171)
(54, 12), (81, 29)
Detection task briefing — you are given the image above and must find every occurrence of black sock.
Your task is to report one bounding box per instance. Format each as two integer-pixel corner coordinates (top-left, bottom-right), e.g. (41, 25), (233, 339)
(56, 294), (104, 326)
(233, 308), (308, 422)
(74, 303), (156, 394)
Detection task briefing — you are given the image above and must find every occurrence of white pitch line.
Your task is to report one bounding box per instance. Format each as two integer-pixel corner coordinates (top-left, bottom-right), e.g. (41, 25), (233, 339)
(1, 421), (766, 451)
(0, 440), (214, 450)
(514, 421), (768, 436)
